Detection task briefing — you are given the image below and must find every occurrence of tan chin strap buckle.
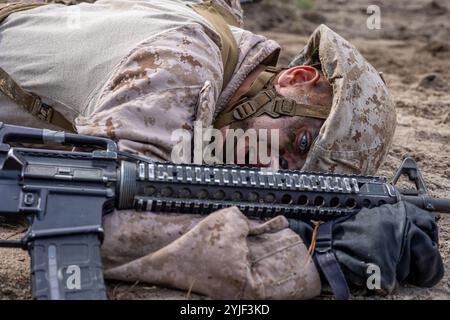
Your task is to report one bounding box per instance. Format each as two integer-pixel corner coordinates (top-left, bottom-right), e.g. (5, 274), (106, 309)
(273, 99), (296, 116)
(31, 95), (54, 122)
(232, 101), (257, 120)
(214, 65), (332, 128)
(232, 89), (277, 121)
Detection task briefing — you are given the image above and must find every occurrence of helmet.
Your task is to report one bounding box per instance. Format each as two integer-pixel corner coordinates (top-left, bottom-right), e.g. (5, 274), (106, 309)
(290, 24), (396, 175)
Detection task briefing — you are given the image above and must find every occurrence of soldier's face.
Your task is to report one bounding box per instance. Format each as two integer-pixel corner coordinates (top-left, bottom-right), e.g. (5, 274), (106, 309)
(223, 66), (332, 170)
(233, 115), (325, 170)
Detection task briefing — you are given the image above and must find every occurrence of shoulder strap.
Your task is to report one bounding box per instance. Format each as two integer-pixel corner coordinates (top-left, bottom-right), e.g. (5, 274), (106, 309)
(314, 222), (350, 300)
(0, 2), (76, 132)
(192, 1), (239, 91)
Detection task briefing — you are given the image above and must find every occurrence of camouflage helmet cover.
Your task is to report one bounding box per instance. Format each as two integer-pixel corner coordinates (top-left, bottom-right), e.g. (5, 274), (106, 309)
(290, 24), (397, 175)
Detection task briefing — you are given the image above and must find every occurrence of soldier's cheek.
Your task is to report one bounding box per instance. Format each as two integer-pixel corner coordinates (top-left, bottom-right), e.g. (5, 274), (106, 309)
(281, 151), (307, 171)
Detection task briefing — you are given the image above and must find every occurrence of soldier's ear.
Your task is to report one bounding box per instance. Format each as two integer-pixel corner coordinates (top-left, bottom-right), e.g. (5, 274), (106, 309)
(277, 66), (320, 87)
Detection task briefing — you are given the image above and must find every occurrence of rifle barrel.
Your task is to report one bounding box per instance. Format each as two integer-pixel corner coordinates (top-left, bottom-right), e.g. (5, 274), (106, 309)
(401, 195), (450, 213)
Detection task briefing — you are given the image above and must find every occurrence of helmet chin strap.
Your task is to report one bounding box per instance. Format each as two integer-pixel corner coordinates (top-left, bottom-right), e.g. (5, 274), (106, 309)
(214, 66), (332, 129)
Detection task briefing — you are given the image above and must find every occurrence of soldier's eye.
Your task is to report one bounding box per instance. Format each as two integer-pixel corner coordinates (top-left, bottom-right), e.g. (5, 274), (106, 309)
(297, 132), (310, 153)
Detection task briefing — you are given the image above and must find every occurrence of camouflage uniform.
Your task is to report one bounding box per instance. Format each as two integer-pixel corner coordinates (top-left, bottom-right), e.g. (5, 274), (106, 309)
(0, 0), (321, 299)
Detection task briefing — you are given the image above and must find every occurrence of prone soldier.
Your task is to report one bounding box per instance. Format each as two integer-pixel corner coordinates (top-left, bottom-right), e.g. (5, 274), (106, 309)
(0, 0), (444, 299)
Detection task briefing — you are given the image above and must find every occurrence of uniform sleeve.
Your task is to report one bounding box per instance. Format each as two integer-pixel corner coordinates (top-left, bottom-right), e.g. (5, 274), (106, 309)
(75, 24), (223, 160)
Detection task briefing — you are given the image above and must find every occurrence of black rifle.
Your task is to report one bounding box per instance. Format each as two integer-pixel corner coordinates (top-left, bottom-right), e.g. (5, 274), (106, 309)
(0, 122), (449, 299)
(240, 0), (262, 4)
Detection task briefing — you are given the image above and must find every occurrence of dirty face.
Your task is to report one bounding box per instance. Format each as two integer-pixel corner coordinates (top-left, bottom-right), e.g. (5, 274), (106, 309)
(229, 115), (325, 170)
(221, 65), (332, 170)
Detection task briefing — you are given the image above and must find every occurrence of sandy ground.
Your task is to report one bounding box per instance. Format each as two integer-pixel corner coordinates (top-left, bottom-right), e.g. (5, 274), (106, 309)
(1, 0), (449, 300)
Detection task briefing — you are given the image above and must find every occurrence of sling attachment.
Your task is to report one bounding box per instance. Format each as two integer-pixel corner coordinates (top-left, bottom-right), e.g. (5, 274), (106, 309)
(314, 221), (350, 300)
(232, 90), (276, 120)
(0, 67), (75, 132)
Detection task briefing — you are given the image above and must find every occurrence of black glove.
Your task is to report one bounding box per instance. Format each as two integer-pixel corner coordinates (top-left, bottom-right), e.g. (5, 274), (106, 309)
(289, 201), (444, 295)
